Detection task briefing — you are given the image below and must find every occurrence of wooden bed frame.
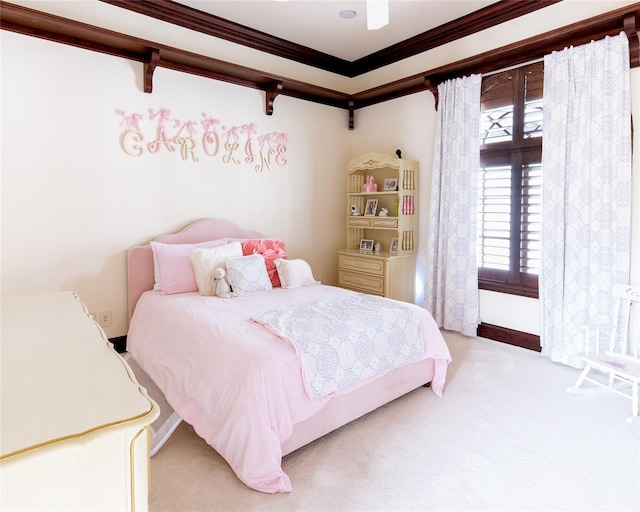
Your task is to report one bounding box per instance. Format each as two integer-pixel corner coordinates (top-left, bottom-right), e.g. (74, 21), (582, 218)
(127, 218), (437, 457)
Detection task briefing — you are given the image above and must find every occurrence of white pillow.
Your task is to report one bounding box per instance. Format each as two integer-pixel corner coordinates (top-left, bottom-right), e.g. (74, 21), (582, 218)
(274, 258), (320, 289)
(226, 254), (273, 296)
(190, 241), (243, 296)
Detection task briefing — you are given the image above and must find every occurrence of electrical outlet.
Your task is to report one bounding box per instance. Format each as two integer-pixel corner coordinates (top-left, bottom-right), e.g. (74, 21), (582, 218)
(98, 310), (112, 327)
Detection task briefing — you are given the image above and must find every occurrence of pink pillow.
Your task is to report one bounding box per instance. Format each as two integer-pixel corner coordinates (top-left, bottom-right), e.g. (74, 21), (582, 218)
(151, 239), (228, 295)
(241, 238), (287, 287)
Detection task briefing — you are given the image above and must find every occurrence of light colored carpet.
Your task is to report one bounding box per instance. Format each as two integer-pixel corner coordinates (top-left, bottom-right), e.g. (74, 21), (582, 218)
(148, 331), (640, 511)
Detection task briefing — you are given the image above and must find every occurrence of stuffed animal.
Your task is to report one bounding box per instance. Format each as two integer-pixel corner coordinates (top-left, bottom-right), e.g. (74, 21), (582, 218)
(213, 267), (236, 298)
(362, 175), (378, 192)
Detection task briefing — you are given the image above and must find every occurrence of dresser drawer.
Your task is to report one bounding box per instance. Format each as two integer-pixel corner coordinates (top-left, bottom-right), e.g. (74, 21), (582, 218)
(347, 217), (371, 227)
(371, 218), (398, 228)
(338, 254), (385, 276)
(339, 271), (385, 295)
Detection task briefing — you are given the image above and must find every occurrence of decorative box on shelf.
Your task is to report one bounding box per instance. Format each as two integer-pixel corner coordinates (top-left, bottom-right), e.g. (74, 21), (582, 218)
(338, 152), (419, 303)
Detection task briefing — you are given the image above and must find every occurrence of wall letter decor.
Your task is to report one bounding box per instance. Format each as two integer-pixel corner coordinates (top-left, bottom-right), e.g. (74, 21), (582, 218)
(118, 108), (288, 172)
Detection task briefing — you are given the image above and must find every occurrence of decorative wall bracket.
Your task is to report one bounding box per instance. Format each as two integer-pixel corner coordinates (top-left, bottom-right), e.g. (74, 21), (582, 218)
(623, 14), (639, 67)
(143, 48), (160, 93)
(265, 81), (283, 116)
(425, 77), (438, 110)
(348, 100), (355, 131)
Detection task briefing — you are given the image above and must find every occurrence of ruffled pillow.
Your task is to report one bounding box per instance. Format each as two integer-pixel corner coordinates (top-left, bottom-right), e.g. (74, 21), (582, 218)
(241, 239), (287, 287)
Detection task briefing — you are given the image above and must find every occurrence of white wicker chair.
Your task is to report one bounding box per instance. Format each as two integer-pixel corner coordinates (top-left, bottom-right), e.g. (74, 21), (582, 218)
(567, 284), (640, 423)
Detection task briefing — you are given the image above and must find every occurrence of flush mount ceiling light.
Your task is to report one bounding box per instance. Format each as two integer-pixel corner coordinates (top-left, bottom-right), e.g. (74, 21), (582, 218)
(340, 1), (388, 30)
(339, 9), (357, 20)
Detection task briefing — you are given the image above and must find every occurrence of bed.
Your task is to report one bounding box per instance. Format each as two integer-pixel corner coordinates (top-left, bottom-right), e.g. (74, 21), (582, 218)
(126, 218), (451, 493)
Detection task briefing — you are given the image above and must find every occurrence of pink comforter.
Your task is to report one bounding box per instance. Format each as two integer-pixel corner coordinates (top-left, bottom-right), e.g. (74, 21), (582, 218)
(127, 285), (450, 493)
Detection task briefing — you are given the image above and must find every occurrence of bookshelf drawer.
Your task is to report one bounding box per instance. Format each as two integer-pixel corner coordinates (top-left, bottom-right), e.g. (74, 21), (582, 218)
(338, 254), (385, 276)
(371, 218), (398, 228)
(347, 217), (371, 227)
(338, 271), (385, 295)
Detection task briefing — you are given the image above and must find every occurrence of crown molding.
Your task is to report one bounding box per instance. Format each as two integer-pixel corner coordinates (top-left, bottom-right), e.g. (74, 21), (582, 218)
(351, 0), (563, 76)
(100, 0), (353, 76)
(1, 1), (638, 129)
(99, 0), (561, 78)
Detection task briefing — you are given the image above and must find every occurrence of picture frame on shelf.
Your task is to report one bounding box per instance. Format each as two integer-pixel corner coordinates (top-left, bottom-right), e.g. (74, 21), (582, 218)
(359, 239), (374, 252)
(390, 237), (399, 255)
(364, 199), (378, 216)
(383, 178), (397, 191)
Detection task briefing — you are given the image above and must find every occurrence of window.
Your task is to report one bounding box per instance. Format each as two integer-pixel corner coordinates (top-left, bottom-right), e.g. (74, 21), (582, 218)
(478, 62), (543, 298)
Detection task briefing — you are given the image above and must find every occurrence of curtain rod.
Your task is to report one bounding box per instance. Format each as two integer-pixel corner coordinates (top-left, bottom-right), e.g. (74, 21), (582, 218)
(482, 56), (545, 77)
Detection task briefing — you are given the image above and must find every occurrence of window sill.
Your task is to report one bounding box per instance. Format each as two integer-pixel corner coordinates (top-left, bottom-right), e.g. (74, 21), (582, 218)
(477, 323), (541, 351)
(478, 280), (539, 299)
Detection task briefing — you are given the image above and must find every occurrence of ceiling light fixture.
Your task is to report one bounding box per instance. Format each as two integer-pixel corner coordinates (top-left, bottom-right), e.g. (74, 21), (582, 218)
(366, 0), (389, 30)
(339, 9), (357, 20)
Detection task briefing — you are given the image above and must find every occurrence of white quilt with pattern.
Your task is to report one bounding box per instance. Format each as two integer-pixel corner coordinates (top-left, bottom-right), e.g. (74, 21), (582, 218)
(253, 293), (424, 398)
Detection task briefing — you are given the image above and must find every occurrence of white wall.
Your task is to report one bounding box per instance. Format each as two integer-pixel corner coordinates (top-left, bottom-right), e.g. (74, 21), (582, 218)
(0, 31), (351, 337)
(349, 91), (437, 307)
(2, 9), (639, 340)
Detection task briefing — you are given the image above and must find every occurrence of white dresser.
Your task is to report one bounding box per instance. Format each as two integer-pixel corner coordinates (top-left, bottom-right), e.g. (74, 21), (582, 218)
(1, 292), (159, 511)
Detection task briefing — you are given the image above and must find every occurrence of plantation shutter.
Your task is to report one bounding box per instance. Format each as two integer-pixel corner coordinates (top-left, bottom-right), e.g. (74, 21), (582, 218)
(478, 62), (543, 295)
(478, 157), (511, 271)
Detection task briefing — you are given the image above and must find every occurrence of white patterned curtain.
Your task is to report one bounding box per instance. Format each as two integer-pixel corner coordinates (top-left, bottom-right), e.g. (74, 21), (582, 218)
(540, 33), (632, 368)
(424, 74), (482, 336)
